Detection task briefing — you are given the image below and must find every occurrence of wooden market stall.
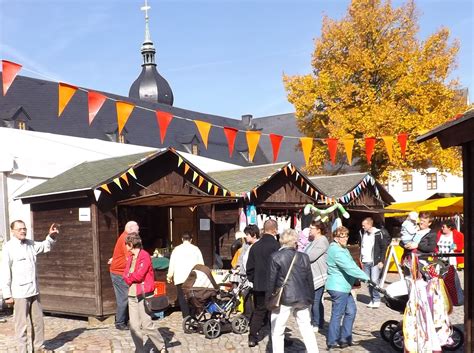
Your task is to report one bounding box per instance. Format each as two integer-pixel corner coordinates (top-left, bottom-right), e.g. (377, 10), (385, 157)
(416, 108), (474, 353)
(17, 148), (238, 317)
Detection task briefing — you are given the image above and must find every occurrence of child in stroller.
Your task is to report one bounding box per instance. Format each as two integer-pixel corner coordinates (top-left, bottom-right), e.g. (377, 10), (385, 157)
(181, 265), (250, 339)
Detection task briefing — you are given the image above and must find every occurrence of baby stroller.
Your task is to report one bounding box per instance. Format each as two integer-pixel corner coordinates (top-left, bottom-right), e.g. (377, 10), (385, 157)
(369, 279), (463, 352)
(181, 265), (250, 339)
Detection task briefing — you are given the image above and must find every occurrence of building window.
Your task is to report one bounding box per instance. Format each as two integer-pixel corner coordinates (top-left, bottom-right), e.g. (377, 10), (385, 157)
(17, 121), (27, 130)
(427, 173), (437, 190)
(118, 134), (125, 144)
(192, 144), (199, 155)
(402, 175), (413, 192)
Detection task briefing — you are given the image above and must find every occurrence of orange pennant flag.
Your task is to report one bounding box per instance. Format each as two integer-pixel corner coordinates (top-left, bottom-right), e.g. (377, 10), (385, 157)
(198, 176), (204, 187)
(326, 138), (338, 165)
(300, 137), (313, 166)
(246, 130), (261, 162)
(382, 136), (394, 161)
(116, 101), (134, 134)
(184, 163), (190, 175)
(156, 111), (173, 144)
(87, 91), (107, 125)
(252, 188), (258, 198)
(213, 185), (219, 195)
(342, 136), (354, 165)
(101, 184), (111, 194)
(120, 173), (129, 185)
(283, 166), (288, 176)
(194, 120), (212, 149)
(269, 134), (284, 163)
(58, 82), (78, 117)
(2, 60), (22, 96)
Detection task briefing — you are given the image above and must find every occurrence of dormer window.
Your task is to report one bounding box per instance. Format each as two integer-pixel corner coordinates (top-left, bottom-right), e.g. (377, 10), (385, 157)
(18, 121), (27, 130)
(192, 144), (199, 155)
(118, 134), (126, 144)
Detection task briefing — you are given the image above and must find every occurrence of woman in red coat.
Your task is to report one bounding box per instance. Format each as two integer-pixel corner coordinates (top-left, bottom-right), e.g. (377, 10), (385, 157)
(123, 232), (167, 353)
(436, 220), (464, 268)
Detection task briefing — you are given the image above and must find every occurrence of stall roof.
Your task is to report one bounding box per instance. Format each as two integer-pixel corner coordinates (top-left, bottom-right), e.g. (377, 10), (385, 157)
(309, 172), (394, 203)
(385, 196), (463, 217)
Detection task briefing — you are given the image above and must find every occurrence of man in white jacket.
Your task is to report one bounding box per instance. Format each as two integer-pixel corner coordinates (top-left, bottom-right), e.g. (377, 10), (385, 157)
(167, 233), (204, 317)
(1, 220), (59, 353)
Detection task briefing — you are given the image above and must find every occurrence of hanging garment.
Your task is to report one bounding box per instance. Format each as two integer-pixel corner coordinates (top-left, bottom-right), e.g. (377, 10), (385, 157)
(426, 277), (451, 346)
(246, 204), (257, 225)
(239, 208), (247, 231)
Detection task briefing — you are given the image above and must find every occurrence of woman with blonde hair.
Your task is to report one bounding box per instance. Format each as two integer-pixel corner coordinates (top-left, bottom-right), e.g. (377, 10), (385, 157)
(267, 228), (318, 353)
(326, 226), (369, 350)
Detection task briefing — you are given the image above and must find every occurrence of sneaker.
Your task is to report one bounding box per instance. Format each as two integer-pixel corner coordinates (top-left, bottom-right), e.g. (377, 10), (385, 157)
(366, 301), (374, 308)
(115, 323), (129, 330)
(371, 301), (380, 308)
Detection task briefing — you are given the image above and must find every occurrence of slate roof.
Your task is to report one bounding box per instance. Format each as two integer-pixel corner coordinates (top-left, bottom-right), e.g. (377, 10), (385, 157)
(0, 74), (269, 167)
(18, 151), (158, 198)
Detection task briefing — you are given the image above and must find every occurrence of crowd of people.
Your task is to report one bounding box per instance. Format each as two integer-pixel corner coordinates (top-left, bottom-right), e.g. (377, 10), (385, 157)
(0, 211), (464, 352)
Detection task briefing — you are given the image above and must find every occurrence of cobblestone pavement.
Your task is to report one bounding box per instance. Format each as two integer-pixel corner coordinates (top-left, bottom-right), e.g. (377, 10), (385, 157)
(0, 273), (464, 352)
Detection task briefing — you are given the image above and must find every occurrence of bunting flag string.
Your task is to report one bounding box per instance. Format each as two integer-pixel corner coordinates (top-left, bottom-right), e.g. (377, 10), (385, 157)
(3, 59), (432, 167)
(338, 174), (381, 203)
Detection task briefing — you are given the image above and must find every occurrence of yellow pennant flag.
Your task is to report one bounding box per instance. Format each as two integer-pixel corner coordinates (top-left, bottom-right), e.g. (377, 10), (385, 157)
(116, 101), (135, 135)
(58, 82), (77, 117)
(113, 178), (122, 190)
(192, 171), (198, 182)
(177, 156), (183, 167)
(382, 136), (394, 161)
(120, 173), (129, 185)
(198, 176), (204, 187)
(223, 189), (228, 196)
(300, 137), (313, 167)
(194, 120), (212, 149)
(342, 136), (355, 165)
(101, 184), (111, 194)
(207, 181), (212, 193)
(246, 131), (261, 162)
(127, 168), (137, 179)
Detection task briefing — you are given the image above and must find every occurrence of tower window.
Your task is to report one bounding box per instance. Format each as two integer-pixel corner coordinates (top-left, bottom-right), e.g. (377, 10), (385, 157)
(402, 175), (413, 192)
(426, 173), (437, 190)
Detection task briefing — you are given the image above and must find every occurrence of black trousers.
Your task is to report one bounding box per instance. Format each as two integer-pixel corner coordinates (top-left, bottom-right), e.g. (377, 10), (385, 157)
(248, 290), (267, 342)
(176, 284), (190, 318)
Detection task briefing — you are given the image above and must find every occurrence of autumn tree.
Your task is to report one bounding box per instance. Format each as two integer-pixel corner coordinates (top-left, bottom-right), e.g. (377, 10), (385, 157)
(284, 0), (466, 179)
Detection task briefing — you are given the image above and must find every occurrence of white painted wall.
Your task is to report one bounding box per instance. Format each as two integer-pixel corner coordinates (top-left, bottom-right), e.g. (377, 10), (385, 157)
(386, 168), (463, 202)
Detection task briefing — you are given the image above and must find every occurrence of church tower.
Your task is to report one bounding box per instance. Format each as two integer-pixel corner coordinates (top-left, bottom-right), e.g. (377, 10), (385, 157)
(129, 0), (174, 105)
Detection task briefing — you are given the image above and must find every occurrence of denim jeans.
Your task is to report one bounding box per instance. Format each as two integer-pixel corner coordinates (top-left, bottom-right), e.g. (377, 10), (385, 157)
(110, 272), (129, 326)
(327, 290), (356, 346)
(311, 286), (325, 328)
(362, 262), (381, 302)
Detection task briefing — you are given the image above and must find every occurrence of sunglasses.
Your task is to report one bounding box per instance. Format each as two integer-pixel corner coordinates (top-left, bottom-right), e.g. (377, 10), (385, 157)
(336, 234), (349, 239)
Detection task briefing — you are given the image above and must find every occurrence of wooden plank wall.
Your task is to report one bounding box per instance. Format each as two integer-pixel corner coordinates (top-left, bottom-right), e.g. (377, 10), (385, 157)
(32, 199), (98, 316)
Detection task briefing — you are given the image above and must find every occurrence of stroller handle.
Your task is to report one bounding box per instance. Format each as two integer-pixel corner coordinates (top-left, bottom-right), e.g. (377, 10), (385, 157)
(367, 279), (388, 296)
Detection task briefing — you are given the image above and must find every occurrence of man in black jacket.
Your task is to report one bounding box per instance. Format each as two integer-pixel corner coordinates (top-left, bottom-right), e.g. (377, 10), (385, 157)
(246, 219), (280, 347)
(360, 217), (387, 309)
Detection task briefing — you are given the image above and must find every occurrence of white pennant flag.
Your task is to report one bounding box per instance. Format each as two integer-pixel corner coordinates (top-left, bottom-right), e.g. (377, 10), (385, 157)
(93, 189), (102, 201)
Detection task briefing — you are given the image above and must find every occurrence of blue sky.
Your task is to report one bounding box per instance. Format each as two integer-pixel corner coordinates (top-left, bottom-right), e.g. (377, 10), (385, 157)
(0, 0), (472, 119)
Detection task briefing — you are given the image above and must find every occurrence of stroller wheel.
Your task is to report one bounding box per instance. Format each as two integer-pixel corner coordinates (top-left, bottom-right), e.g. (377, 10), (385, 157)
(182, 316), (199, 334)
(389, 328), (404, 352)
(203, 319), (221, 339)
(442, 326), (464, 351)
(380, 320), (400, 342)
(230, 314), (249, 334)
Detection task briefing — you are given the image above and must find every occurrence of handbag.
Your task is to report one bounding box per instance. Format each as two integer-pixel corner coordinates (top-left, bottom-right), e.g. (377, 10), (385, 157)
(141, 283), (169, 317)
(266, 252), (298, 311)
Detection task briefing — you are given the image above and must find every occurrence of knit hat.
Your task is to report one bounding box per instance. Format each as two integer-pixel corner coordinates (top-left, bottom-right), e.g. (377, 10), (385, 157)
(408, 211), (418, 221)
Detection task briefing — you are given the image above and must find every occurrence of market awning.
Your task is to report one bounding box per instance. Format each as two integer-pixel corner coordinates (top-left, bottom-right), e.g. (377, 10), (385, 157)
(385, 197), (463, 217)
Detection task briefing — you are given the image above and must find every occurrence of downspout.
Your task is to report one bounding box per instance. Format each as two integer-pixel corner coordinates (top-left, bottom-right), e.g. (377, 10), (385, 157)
(0, 172), (10, 241)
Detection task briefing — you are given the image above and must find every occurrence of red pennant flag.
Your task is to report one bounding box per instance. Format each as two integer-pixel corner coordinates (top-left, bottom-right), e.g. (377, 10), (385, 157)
(326, 138), (338, 165)
(223, 126), (238, 157)
(2, 60), (22, 96)
(87, 91), (107, 126)
(156, 111), (173, 144)
(397, 133), (408, 159)
(365, 137), (376, 164)
(269, 134), (283, 163)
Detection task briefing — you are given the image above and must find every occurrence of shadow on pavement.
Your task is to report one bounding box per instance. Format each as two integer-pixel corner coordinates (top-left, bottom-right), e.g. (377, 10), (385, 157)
(44, 327), (88, 350)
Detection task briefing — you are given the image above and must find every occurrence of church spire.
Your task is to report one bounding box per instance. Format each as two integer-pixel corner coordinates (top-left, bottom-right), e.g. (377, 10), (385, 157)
(129, 0), (174, 105)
